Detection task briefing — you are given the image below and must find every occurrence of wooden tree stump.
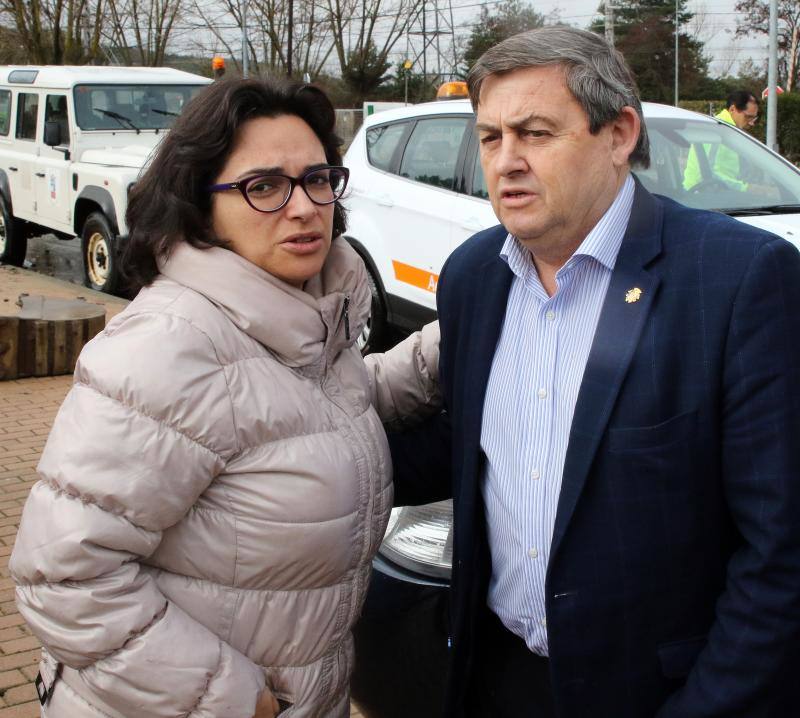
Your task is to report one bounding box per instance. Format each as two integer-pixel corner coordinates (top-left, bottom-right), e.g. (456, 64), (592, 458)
(0, 295), (106, 380)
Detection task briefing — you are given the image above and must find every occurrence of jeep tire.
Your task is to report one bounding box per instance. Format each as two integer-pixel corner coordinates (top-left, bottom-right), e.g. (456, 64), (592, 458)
(82, 212), (120, 294)
(0, 194), (27, 266)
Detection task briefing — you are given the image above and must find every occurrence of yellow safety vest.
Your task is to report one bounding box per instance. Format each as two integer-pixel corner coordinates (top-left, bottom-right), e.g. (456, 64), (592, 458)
(683, 109), (746, 191)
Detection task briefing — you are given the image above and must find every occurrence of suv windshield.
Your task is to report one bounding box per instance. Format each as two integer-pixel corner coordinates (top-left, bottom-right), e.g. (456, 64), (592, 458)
(73, 84), (205, 131)
(635, 117), (800, 213)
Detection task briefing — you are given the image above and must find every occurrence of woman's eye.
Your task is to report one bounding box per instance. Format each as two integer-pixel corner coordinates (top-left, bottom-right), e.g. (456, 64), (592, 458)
(306, 173), (329, 186)
(249, 180), (278, 194)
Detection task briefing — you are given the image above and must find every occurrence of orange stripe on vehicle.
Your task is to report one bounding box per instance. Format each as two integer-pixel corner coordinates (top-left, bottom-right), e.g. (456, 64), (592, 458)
(392, 260), (439, 293)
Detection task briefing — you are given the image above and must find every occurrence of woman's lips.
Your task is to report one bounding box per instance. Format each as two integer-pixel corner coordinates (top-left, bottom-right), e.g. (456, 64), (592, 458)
(281, 235), (324, 255)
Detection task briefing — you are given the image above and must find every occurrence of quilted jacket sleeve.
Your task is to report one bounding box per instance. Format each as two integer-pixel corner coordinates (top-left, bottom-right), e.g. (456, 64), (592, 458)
(364, 320), (441, 428)
(9, 311), (266, 718)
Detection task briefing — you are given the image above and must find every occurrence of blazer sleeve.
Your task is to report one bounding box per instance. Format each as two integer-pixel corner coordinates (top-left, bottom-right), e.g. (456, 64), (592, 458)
(389, 410), (453, 507)
(9, 312), (266, 718)
(363, 320), (442, 428)
(657, 239), (800, 717)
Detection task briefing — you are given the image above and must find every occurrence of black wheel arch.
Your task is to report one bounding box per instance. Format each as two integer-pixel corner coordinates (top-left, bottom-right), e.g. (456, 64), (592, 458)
(74, 187), (120, 236)
(0, 170), (12, 209)
(343, 236), (389, 307)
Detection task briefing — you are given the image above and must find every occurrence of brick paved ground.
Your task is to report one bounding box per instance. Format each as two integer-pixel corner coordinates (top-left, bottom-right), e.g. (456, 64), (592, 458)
(0, 375), (73, 717)
(0, 266), (364, 717)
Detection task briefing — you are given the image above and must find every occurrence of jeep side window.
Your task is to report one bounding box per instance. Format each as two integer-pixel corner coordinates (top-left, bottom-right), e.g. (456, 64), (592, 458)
(366, 122), (408, 172)
(0, 90), (11, 135)
(45, 94), (70, 144)
(16, 93), (39, 141)
(399, 117), (469, 191)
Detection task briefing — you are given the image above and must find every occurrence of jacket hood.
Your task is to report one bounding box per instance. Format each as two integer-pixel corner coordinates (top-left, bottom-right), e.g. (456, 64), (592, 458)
(158, 237), (371, 367)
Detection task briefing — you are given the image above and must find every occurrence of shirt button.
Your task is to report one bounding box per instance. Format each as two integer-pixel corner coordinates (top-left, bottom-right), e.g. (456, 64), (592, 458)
(531, 469), (540, 480)
(537, 388), (548, 399)
(545, 310), (556, 321)
(528, 547), (539, 559)
(541, 617), (547, 628)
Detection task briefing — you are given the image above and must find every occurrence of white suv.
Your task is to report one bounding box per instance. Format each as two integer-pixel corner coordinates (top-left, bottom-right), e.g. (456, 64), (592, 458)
(0, 65), (210, 292)
(344, 98), (800, 351)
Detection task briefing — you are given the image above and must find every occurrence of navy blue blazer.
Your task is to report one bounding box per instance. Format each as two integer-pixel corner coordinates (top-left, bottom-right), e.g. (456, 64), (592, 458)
(392, 183), (800, 717)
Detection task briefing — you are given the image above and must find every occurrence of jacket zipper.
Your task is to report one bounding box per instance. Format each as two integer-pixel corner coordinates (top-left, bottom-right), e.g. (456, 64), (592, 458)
(337, 294), (350, 341)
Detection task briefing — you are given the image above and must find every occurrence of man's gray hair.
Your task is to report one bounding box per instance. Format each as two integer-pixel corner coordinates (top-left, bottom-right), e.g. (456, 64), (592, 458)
(467, 26), (650, 168)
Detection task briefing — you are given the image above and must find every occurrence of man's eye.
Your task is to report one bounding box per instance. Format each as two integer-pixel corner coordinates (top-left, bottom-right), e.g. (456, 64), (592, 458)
(480, 135), (499, 145)
(524, 129), (549, 138)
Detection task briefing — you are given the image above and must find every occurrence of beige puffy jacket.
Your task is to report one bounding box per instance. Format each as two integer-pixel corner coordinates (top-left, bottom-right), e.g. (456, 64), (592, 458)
(9, 239), (440, 718)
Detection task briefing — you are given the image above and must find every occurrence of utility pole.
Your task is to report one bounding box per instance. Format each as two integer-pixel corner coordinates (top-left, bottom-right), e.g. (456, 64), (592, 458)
(241, 0), (249, 78)
(422, 0), (427, 87)
(406, 0), (459, 86)
(604, 2), (614, 47)
(674, 0), (679, 106)
(767, 0), (778, 150)
(287, 0), (294, 77)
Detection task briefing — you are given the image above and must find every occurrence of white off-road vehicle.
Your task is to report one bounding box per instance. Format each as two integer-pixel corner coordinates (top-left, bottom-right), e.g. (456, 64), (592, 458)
(0, 65), (211, 292)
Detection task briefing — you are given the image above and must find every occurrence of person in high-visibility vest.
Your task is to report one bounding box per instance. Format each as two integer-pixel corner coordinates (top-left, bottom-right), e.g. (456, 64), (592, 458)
(683, 90), (759, 191)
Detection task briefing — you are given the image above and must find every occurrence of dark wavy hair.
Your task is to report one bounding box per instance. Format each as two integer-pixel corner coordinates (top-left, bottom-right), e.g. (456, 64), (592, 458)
(122, 78), (346, 291)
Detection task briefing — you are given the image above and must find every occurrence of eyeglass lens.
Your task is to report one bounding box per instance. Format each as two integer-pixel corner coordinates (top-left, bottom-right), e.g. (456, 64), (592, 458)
(246, 168), (347, 211)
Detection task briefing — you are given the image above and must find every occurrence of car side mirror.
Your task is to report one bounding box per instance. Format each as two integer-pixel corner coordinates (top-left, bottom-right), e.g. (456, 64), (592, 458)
(44, 121), (62, 147)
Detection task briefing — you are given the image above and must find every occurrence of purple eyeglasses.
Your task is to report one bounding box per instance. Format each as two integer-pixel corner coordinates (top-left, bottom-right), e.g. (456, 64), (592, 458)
(208, 165), (349, 213)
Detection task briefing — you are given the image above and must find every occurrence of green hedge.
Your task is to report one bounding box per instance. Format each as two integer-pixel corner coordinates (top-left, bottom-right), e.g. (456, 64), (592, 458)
(678, 99), (725, 117)
(678, 95), (800, 164)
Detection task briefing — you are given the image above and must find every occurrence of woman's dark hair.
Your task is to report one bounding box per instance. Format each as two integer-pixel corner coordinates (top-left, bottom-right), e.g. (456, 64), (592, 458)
(122, 77), (346, 290)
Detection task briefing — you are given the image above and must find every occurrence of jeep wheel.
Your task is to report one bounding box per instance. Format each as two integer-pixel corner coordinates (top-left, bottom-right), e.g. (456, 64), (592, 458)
(0, 194), (27, 266)
(82, 212), (120, 294)
(358, 263), (387, 355)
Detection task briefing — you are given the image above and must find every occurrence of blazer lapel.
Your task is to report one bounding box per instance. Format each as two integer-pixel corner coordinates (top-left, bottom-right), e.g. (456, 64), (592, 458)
(550, 184), (664, 559)
(462, 251), (514, 466)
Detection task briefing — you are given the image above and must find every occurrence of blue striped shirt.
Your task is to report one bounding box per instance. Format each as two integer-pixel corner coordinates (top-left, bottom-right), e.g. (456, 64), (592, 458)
(480, 174), (635, 656)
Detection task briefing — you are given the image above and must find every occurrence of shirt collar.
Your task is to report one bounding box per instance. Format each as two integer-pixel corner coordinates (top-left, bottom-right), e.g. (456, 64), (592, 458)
(500, 173), (636, 279)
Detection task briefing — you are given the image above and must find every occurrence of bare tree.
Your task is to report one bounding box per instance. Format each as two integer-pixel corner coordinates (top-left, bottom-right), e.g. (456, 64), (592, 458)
(187, 0), (333, 77)
(0, 0), (103, 63)
(325, 0), (423, 100)
(736, 0), (800, 91)
(103, 0), (183, 66)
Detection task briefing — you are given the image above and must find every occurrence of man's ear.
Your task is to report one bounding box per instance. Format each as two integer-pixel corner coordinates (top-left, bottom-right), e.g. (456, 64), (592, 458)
(610, 106), (641, 167)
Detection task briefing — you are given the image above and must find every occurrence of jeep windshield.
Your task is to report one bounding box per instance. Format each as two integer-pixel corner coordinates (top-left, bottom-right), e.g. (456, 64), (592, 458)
(634, 117), (800, 215)
(73, 84), (205, 131)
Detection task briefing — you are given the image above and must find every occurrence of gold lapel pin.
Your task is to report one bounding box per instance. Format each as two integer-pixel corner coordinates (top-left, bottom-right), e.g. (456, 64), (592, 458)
(625, 287), (643, 304)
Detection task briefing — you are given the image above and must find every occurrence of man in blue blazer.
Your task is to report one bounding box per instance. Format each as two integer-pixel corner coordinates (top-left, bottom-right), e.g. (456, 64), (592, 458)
(392, 27), (800, 717)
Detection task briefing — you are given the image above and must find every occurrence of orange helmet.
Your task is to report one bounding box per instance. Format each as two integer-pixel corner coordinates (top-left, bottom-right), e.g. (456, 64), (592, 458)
(212, 56), (225, 70)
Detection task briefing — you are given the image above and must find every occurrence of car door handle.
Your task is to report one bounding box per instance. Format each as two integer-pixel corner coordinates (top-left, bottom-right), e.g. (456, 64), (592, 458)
(376, 194), (394, 207)
(35, 172), (46, 178)
(8, 166), (17, 171)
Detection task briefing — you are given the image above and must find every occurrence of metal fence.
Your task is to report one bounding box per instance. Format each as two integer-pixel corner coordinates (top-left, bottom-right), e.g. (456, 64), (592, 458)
(335, 109), (364, 151)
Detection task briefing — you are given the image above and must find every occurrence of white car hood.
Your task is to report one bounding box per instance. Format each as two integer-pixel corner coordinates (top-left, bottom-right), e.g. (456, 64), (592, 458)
(734, 213), (800, 251)
(79, 145), (154, 169)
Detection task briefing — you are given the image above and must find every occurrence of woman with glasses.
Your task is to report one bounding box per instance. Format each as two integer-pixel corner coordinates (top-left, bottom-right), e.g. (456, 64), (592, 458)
(10, 79), (440, 718)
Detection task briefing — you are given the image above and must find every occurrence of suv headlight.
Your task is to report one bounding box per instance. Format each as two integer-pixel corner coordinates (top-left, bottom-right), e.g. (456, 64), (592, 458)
(378, 500), (453, 580)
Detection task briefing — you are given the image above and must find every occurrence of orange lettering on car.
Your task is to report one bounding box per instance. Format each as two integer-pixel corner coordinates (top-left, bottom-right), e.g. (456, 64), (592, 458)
(392, 260), (439, 293)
